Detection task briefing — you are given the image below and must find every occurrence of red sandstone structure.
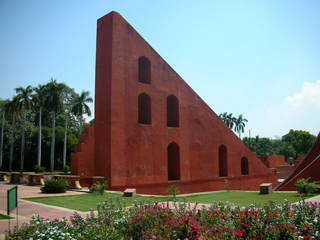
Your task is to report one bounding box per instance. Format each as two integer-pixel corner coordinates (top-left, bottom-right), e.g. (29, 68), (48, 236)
(259, 155), (294, 180)
(71, 11), (277, 194)
(276, 133), (320, 191)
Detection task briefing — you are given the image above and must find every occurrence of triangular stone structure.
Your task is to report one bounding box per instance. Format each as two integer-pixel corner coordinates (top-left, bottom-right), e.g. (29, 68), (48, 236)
(71, 11), (277, 194)
(276, 132), (320, 191)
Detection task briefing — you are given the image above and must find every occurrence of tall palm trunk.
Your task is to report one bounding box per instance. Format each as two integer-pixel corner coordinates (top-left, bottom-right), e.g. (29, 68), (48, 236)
(81, 117), (84, 134)
(9, 116), (15, 172)
(37, 107), (42, 166)
(0, 111), (5, 169)
(20, 112), (26, 173)
(63, 118), (67, 168)
(50, 111), (56, 172)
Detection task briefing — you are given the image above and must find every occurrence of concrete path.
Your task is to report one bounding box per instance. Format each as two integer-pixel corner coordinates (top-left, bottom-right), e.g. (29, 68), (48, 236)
(0, 182), (88, 239)
(304, 194), (320, 204)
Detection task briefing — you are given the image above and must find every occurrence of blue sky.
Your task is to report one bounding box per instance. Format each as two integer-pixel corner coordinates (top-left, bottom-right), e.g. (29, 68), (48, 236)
(0, 0), (319, 138)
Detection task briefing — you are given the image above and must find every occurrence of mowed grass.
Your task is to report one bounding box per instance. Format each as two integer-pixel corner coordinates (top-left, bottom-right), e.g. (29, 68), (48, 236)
(176, 191), (309, 207)
(0, 214), (12, 220)
(23, 192), (172, 212)
(22, 191), (315, 212)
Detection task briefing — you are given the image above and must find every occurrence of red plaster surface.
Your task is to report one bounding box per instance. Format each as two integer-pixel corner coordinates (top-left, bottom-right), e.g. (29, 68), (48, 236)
(71, 125), (95, 181)
(71, 11), (277, 194)
(259, 155), (288, 168)
(276, 133), (320, 191)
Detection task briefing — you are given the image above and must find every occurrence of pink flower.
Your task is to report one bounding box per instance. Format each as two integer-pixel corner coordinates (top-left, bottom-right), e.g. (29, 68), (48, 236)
(303, 225), (309, 231)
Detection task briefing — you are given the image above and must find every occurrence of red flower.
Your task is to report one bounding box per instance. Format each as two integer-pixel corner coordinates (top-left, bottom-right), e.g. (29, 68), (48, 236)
(303, 236), (311, 240)
(220, 220), (225, 225)
(191, 224), (200, 233)
(235, 229), (244, 237)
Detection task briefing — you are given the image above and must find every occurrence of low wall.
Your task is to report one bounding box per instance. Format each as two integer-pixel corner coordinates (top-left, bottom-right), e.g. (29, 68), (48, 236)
(109, 173), (278, 195)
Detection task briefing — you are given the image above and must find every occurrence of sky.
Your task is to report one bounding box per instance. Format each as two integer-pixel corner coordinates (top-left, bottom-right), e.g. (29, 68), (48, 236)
(0, 0), (319, 138)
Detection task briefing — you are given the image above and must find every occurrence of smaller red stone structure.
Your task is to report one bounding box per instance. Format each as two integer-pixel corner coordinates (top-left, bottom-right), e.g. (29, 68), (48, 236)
(276, 132), (320, 191)
(259, 155), (288, 168)
(259, 155), (294, 179)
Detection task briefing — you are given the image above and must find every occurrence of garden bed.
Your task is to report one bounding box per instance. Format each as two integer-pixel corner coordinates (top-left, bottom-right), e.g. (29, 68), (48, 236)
(7, 200), (320, 239)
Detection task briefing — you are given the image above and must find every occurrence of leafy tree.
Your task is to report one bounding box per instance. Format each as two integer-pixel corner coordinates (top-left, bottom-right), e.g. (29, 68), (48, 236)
(14, 85), (34, 172)
(281, 130), (316, 158)
(0, 80), (85, 172)
(279, 143), (296, 164)
(243, 136), (275, 156)
(243, 130), (316, 164)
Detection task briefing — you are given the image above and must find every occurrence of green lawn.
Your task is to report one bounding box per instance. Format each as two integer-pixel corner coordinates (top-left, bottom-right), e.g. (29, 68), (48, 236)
(22, 191), (316, 212)
(0, 214), (12, 220)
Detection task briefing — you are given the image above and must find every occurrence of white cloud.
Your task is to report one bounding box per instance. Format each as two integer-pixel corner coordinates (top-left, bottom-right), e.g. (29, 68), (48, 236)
(254, 80), (320, 138)
(284, 80), (320, 109)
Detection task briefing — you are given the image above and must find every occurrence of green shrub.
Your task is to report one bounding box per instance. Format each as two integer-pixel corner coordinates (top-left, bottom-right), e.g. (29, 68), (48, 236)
(62, 165), (70, 173)
(296, 178), (317, 196)
(41, 179), (68, 193)
(90, 182), (106, 195)
(166, 184), (179, 198)
(34, 165), (46, 173)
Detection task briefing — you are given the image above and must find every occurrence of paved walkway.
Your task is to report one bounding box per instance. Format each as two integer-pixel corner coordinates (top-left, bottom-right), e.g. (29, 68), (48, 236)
(0, 182), (88, 239)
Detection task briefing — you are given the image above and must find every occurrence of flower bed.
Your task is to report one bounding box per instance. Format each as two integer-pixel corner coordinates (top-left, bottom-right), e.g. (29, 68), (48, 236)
(7, 200), (320, 240)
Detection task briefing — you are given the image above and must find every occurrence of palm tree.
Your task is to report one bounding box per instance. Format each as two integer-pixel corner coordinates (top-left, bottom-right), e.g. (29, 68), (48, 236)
(61, 110), (71, 169)
(15, 85), (34, 172)
(234, 114), (248, 139)
(71, 91), (93, 133)
(219, 112), (228, 124)
(33, 84), (47, 167)
(0, 99), (9, 169)
(45, 79), (66, 172)
(227, 113), (236, 129)
(219, 112), (236, 129)
(5, 99), (19, 172)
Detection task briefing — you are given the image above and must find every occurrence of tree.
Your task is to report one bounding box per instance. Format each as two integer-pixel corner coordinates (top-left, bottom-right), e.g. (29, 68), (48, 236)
(5, 99), (19, 172)
(219, 112), (236, 129)
(33, 84), (47, 167)
(243, 136), (275, 156)
(15, 85), (34, 172)
(44, 79), (67, 172)
(242, 130), (316, 164)
(234, 114), (248, 139)
(71, 91), (93, 133)
(281, 130), (316, 161)
(0, 99), (9, 169)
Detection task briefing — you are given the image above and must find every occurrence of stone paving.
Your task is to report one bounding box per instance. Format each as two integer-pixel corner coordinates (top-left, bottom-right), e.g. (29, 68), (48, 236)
(0, 182), (88, 239)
